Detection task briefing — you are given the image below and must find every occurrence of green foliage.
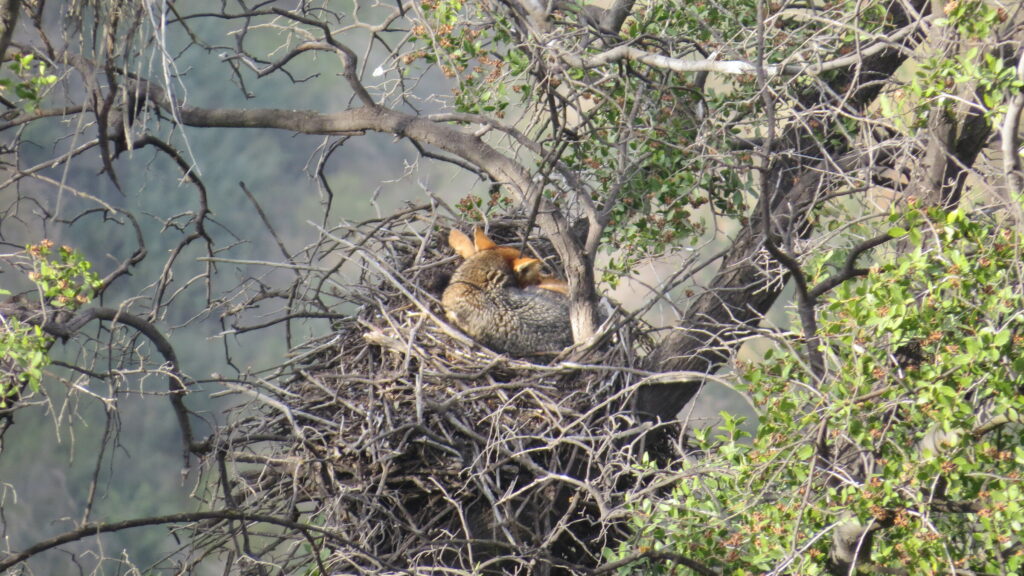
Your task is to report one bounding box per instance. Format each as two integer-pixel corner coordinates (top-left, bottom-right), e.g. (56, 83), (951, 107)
(1, 242), (99, 407)
(0, 54), (57, 113)
(27, 240), (102, 310)
(606, 206), (1024, 573)
(939, 0), (1006, 40)
(913, 47), (1023, 122)
(0, 313), (51, 408)
(410, 0), (516, 116)
(454, 188), (516, 221)
(905, 1), (1020, 123)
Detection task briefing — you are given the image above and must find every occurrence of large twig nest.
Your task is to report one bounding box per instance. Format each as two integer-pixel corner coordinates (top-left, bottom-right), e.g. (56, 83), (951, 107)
(216, 205), (659, 574)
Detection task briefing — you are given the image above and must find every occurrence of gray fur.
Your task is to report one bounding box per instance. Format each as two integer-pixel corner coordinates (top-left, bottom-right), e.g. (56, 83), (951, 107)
(442, 250), (572, 356)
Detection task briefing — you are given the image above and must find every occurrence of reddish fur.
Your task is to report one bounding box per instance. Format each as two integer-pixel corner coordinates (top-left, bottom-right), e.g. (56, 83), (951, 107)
(448, 227), (568, 294)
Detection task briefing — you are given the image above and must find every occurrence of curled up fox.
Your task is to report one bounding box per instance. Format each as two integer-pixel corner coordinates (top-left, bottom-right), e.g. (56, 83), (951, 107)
(442, 228), (572, 356)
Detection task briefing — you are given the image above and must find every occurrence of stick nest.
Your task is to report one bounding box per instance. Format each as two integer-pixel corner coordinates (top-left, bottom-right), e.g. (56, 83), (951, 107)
(213, 205), (659, 575)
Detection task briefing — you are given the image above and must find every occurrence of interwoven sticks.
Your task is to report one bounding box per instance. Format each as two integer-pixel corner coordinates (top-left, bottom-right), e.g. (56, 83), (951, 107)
(210, 206), (662, 574)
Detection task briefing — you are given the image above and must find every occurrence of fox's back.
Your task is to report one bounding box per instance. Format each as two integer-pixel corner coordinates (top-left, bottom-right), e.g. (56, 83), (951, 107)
(442, 250), (572, 356)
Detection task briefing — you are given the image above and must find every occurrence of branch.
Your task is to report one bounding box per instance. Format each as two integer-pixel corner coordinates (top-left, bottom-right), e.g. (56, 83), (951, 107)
(808, 233), (893, 299)
(559, 44), (780, 75)
(557, 18), (924, 78)
(426, 111), (593, 206)
(0, 510), (351, 573)
(0, 0), (18, 64)
(20, 306), (197, 463)
(130, 135), (213, 319)
(68, 308), (196, 460)
(754, 0), (825, 383)
(972, 413), (1018, 437)
(93, 210), (147, 294)
(929, 499), (986, 514)
(1002, 51), (1024, 196)
(269, 8), (375, 107)
(590, 548), (718, 576)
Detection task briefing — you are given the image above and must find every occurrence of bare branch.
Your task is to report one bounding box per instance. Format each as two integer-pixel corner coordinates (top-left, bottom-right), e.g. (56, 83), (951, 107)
(0, 510), (347, 573)
(1002, 51), (1024, 196)
(557, 18), (925, 78)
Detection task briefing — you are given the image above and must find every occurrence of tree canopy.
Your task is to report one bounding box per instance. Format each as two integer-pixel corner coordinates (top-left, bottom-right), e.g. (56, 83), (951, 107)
(1, 0), (1022, 574)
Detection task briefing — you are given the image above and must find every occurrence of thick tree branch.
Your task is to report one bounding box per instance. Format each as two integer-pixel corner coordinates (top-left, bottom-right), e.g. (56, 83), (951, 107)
(1002, 51), (1024, 196)
(0, 0), (19, 64)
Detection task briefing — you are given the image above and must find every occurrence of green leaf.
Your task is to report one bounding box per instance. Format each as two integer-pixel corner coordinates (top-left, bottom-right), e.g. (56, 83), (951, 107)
(796, 444), (815, 460)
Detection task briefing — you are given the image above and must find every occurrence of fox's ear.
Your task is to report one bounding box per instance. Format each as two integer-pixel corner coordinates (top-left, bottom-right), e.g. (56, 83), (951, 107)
(448, 229), (476, 258)
(512, 257), (541, 274)
(512, 257), (542, 285)
(473, 227), (499, 251)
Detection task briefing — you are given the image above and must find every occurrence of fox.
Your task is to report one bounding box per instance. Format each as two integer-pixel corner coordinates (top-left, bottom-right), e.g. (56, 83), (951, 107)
(442, 228), (572, 356)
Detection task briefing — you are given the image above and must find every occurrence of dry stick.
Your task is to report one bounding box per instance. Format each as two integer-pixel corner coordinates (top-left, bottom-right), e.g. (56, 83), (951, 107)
(54, 307), (196, 463)
(80, 408), (116, 525)
(0, 511), (368, 574)
(94, 210), (147, 293)
(239, 181), (300, 278)
(130, 135), (213, 320)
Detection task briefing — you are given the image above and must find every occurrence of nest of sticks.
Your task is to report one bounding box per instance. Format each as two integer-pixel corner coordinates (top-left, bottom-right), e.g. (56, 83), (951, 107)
(210, 205), (663, 574)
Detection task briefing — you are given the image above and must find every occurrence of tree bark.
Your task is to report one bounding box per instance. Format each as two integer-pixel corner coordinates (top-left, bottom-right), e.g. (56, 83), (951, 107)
(0, 0), (20, 63)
